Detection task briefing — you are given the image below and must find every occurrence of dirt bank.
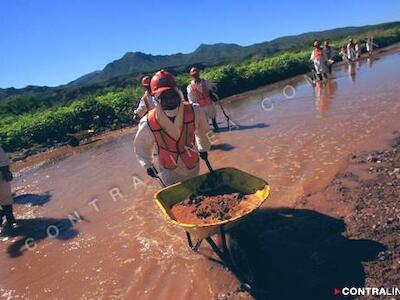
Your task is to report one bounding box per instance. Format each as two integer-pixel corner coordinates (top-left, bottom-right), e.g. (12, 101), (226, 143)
(296, 133), (400, 299)
(224, 132), (400, 299)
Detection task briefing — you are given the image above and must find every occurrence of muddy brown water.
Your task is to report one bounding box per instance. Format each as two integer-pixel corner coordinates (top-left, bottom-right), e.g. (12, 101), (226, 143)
(1, 45), (400, 299)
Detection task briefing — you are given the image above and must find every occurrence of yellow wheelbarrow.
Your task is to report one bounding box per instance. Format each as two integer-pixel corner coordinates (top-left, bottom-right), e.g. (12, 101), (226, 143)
(153, 158), (270, 278)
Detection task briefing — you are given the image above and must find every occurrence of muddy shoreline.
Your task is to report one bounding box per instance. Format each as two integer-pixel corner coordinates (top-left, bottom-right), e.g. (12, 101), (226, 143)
(295, 132), (400, 298)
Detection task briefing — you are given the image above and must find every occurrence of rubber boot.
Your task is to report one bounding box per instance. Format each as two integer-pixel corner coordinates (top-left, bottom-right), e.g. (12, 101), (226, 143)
(2, 205), (16, 226)
(212, 118), (219, 131)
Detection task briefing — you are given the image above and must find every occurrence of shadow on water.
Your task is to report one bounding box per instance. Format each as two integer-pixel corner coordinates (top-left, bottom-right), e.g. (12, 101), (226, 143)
(227, 208), (385, 300)
(13, 192), (52, 206)
(79, 138), (102, 146)
(216, 123), (269, 133)
(1, 218), (79, 258)
(210, 143), (235, 152)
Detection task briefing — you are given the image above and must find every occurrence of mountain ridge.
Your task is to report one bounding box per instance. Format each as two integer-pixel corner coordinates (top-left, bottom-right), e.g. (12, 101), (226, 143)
(1, 21), (398, 98)
(68, 21), (399, 86)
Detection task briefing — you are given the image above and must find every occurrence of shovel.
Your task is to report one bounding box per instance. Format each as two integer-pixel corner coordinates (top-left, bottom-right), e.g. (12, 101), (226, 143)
(211, 92), (232, 129)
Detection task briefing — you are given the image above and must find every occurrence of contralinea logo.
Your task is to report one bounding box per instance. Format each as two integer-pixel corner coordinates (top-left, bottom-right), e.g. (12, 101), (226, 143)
(334, 287), (400, 297)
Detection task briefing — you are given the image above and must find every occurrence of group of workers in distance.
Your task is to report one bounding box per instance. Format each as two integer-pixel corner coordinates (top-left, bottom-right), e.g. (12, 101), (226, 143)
(137, 34), (379, 186)
(133, 68), (219, 186)
(310, 36), (377, 82)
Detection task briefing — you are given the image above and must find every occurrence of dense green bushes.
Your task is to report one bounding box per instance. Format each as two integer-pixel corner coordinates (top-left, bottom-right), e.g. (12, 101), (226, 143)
(1, 26), (400, 152)
(201, 51), (310, 97)
(0, 88), (142, 150)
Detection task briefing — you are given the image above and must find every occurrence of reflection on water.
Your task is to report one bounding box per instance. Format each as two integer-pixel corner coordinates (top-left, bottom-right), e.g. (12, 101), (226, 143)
(314, 79), (338, 115)
(367, 57), (374, 68)
(348, 63), (356, 83)
(315, 54), (381, 115)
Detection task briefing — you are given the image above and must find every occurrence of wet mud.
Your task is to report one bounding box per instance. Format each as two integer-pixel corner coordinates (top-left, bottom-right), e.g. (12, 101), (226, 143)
(171, 191), (259, 225)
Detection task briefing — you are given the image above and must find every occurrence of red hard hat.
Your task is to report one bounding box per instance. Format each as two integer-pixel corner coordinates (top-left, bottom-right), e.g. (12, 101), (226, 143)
(141, 75), (151, 87)
(189, 67), (198, 77)
(150, 70), (177, 95)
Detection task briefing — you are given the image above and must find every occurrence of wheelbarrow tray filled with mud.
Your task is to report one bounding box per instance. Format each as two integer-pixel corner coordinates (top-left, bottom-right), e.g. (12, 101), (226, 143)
(154, 167), (270, 241)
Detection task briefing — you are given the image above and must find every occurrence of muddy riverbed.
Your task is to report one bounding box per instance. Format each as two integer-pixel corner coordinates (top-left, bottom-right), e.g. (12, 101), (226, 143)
(1, 44), (400, 299)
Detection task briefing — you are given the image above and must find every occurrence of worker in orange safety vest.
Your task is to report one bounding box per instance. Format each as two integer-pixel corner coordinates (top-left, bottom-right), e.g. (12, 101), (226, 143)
(310, 40), (328, 81)
(133, 70), (211, 186)
(187, 67), (219, 131)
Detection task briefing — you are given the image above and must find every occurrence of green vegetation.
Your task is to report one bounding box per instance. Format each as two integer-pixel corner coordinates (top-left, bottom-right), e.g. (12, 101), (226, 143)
(1, 24), (400, 152)
(0, 88), (143, 151)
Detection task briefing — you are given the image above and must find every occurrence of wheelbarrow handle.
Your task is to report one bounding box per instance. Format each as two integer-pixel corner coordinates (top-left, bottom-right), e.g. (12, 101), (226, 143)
(201, 155), (214, 172)
(151, 157), (213, 187)
(149, 166), (167, 188)
(156, 175), (167, 188)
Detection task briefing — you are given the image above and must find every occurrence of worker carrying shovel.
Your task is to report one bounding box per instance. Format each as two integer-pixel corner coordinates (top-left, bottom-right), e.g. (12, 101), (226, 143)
(134, 70), (211, 186)
(187, 67), (220, 131)
(132, 76), (157, 124)
(0, 146), (17, 230)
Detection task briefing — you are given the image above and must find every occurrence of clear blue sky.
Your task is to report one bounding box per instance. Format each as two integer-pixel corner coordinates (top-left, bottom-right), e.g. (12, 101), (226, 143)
(1, 0), (399, 88)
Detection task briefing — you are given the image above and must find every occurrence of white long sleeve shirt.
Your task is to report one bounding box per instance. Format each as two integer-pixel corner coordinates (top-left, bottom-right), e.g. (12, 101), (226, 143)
(347, 43), (356, 60)
(366, 40), (378, 52)
(186, 79), (216, 105)
(133, 93), (157, 118)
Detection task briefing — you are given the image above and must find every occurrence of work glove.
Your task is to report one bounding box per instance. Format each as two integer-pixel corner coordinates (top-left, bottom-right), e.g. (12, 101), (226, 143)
(199, 152), (208, 160)
(132, 114), (140, 125)
(146, 167), (158, 178)
(0, 167), (13, 182)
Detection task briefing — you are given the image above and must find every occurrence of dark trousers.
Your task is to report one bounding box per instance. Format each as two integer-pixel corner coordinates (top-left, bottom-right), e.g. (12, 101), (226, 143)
(212, 118), (219, 130)
(0, 204), (16, 225)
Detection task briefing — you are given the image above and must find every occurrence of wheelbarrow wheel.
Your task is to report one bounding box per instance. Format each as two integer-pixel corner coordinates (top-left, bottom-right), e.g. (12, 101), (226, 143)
(68, 136), (80, 147)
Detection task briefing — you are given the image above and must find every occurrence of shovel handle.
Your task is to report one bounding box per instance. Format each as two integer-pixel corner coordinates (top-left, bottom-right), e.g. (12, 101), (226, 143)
(219, 103), (230, 121)
(213, 93), (230, 121)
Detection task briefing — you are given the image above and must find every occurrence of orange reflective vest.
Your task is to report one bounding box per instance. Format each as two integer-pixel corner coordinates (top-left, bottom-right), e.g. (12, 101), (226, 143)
(190, 80), (213, 107)
(147, 103), (199, 170)
(313, 48), (323, 61)
(143, 91), (152, 112)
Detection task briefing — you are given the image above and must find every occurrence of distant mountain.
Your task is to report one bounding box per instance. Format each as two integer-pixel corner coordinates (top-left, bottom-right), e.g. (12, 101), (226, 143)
(68, 43), (248, 86)
(1, 21), (399, 100)
(0, 85), (52, 100)
(68, 21), (400, 86)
